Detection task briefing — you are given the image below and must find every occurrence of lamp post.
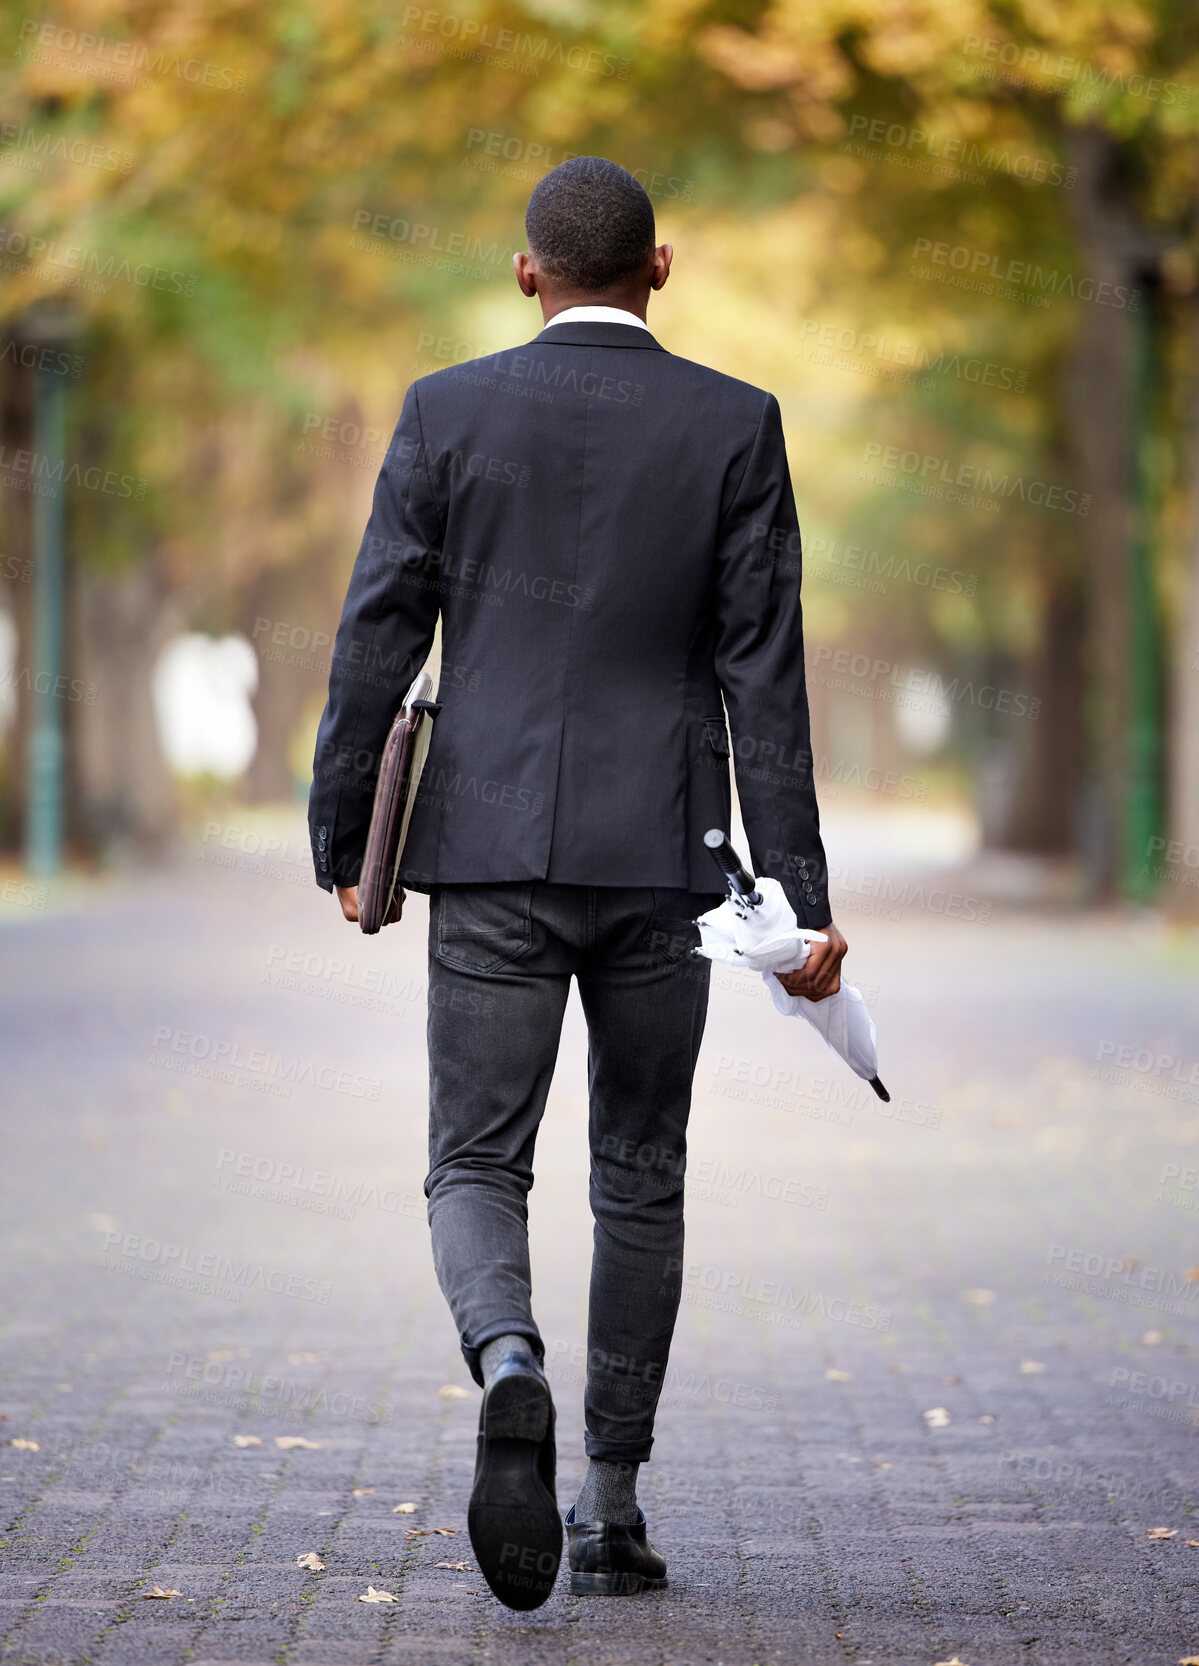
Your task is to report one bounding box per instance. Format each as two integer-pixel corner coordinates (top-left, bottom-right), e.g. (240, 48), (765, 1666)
(15, 300), (79, 878)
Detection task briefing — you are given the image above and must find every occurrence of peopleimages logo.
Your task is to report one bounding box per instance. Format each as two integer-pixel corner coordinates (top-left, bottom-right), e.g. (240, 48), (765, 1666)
(862, 441), (1087, 515)
(911, 237), (1140, 309)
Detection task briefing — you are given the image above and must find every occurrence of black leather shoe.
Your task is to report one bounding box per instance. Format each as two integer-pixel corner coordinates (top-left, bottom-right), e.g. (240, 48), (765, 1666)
(565, 1504), (668, 1595)
(467, 1352), (561, 1610)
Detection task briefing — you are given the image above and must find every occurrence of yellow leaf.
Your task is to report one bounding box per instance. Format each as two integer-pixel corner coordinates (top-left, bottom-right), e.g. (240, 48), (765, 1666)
(393, 1502), (417, 1513)
(359, 1585), (397, 1603)
(935, 1658), (972, 1665)
(438, 1384), (469, 1399)
(288, 1351), (320, 1363)
(825, 1368), (852, 1382)
(1019, 1360), (1046, 1374)
(142, 1585), (181, 1599)
(275, 1437), (323, 1450)
(923, 1407), (951, 1427)
(296, 1552), (325, 1571)
(1147, 1527), (1178, 1539)
(352, 1488), (374, 1496)
(10, 1439), (39, 1452)
(233, 1435), (261, 1448)
(433, 1560), (471, 1570)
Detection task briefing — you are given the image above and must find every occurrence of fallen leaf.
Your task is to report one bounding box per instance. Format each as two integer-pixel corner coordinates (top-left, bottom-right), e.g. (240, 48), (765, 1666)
(965, 1289), (994, 1305)
(1186, 1541), (1199, 1549)
(142, 1585), (181, 1599)
(296, 1552), (325, 1571)
(352, 1487), (374, 1497)
(1143, 1330), (1163, 1345)
(438, 1384), (469, 1399)
(288, 1351), (320, 1363)
(935, 1658), (972, 1665)
(875, 1462), (892, 1469)
(433, 1560), (471, 1571)
(1019, 1360), (1046, 1374)
(941, 1375), (962, 1386)
(10, 1439), (39, 1452)
(275, 1437), (323, 1450)
(393, 1502), (417, 1513)
(923, 1407), (951, 1427)
(1147, 1527), (1179, 1539)
(431, 1527), (457, 1535)
(1178, 1658), (1199, 1665)
(825, 1368), (852, 1382)
(1185, 1268), (1199, 1283)
(232, 1435), (261, 1448)
(358, 1585), (397, 1603)
(978, 1414), (997, 1424)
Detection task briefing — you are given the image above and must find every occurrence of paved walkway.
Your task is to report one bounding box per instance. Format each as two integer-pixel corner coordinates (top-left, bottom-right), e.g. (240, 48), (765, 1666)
(1, 807), (1198, 1664)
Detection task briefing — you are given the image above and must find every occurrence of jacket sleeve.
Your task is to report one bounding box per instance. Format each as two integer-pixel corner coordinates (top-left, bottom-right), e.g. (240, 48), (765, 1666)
(713, 392), (831, 928)
(307, 383), (443, 891)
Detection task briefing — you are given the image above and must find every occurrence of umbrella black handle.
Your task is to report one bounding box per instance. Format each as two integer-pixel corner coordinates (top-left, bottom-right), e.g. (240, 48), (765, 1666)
(703, 829), (762, 906)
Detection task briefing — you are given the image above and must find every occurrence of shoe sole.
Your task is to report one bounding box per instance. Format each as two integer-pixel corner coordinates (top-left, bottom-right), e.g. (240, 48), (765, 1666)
(569, 1569), (668, 1596)
(468, 1370), (561, 1611)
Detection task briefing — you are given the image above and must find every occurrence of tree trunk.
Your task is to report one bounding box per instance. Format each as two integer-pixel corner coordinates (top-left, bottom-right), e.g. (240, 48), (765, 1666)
(239, 555), (348, 804)
(1061, 125), (1142, 898)
(0, 359), (35, 855)
(71, 558), (181, 853)
(1164, 297), (1199, 916)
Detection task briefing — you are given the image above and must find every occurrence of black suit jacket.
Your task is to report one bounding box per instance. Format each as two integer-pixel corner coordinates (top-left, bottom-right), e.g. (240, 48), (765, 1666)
(308, 320), (830, 927)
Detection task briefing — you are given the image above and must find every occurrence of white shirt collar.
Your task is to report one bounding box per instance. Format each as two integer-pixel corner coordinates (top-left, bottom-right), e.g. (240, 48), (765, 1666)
(541, 305), (649, 332)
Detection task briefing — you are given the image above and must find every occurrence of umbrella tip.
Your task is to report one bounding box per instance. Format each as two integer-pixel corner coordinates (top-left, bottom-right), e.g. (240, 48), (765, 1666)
(869, 1075), (890, 1103)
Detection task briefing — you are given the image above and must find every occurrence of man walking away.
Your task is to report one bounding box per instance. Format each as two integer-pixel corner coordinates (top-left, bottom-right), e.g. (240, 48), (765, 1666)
(308, 156), (847, 1609)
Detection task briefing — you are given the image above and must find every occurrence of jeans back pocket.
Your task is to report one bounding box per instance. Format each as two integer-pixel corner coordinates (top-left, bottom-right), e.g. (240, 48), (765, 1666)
(432, 883), (535, 974)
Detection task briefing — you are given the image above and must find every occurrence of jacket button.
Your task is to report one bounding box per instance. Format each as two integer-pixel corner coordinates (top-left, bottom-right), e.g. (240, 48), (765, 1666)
(318, 825), (327, 838)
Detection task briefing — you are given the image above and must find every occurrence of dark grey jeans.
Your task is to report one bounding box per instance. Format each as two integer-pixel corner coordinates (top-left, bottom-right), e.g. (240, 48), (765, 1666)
(424, 880), (715, 1464)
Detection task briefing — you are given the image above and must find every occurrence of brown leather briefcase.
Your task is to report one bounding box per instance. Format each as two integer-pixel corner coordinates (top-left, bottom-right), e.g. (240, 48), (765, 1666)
(357, 670), (441, 934)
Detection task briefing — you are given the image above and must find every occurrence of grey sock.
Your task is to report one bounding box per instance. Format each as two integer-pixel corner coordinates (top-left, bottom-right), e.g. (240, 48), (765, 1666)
(479, 1333), (534, 1386)
(573, 1458), (640, 1525)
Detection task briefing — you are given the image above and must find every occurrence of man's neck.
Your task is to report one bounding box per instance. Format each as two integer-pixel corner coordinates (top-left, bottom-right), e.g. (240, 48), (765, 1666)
(540, 294), (648, 325)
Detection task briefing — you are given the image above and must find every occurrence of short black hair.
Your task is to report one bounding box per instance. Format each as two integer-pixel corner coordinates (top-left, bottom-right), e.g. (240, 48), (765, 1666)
(525, 157), (655, 291)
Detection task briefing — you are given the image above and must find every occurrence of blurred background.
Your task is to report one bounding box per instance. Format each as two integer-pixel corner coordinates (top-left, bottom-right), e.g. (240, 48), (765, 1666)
(5, 8), (1199, 1657)
(2, 0), (1199, 914)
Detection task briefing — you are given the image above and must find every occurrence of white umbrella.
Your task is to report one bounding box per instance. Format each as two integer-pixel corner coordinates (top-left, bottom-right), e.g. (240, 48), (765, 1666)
(695, 832), (889, 1101)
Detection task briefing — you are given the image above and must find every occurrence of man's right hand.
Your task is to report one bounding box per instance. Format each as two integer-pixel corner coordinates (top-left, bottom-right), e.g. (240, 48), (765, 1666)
(775, 921), (848, 1002)
(336, 884), (404, 926)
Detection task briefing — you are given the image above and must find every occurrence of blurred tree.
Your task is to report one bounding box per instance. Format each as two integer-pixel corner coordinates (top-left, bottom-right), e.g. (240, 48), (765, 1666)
(0, 0), (1196, 910)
